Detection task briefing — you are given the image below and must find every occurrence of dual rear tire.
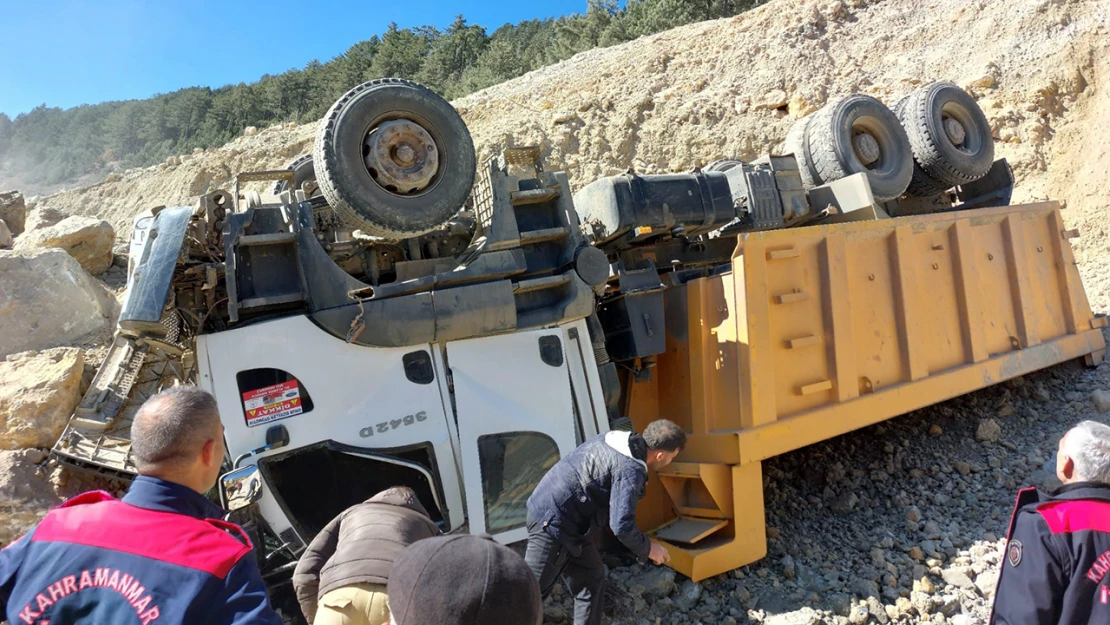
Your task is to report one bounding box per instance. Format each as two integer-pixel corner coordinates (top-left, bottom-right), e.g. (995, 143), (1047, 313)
(786, 83), (993, 200)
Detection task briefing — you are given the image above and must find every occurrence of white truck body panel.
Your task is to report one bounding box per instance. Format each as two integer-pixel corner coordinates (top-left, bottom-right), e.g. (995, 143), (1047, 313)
(197, 313), (608, 547)
(198, 315), (464, 542)
(449, 326), (580, 544)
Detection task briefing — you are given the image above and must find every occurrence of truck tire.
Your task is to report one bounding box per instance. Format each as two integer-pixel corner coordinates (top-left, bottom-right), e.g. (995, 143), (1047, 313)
(896, 82), (993, 186)
(806, 95), (913, 201)
(313, 79), (476, 239)
(891, 97), (951, 198)
(784, 115), (818, 189)
(272, 154), (317, 195)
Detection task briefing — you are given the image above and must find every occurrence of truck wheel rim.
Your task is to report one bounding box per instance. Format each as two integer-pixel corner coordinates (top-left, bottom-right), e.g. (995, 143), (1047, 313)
(849, 116), (895, 174)
(853, 131), (881, 165)
(363, 119), (440, 195)
(940, 102), (978, 153)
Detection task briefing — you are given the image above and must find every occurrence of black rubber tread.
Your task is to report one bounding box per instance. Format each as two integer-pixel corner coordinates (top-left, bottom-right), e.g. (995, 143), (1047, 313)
(891, 96), (950, 198)
(806, 95), (913, 201)
(272, 154), (316, 195)
(313, 78), (476, 239)
(897, 82), (994, 186)
(784, 115), (817, 188)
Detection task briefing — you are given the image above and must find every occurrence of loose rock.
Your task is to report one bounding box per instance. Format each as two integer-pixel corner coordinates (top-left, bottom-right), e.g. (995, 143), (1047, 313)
(0, 220), (10, 249)
(0, 249), (117, 358)
(976, 419), (1002, 443)
(628, 566), (676, 600)
(1092, 390), (1110, 414)
(940, 569), (976, 590)
(0, 191), (26, 236)
(830, 491), (859, 514)
(0, 348), (84, 450)
(15, 216), (116, 275)
(23, 206), (68, 232)
(975, 569), (1000, 599)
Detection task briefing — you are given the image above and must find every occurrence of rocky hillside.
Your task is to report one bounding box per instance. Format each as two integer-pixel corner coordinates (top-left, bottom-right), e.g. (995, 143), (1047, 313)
(30, 0), (1110, 311)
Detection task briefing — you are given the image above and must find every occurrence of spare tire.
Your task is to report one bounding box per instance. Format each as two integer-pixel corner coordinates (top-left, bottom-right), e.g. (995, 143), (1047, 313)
(313, 79), (476, 239)
(806, 95), (913, 201)
(272, 154), (318, 196)
(896, 82), (994, 186)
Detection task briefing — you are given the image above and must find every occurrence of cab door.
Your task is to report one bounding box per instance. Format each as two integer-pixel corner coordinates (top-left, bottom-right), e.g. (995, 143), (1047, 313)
(447, 327), (579, 544)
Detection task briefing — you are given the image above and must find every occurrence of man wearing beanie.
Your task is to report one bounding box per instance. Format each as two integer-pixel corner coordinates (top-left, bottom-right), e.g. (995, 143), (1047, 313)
(386, 534), (542, 625)
(525, 419), (687, 625)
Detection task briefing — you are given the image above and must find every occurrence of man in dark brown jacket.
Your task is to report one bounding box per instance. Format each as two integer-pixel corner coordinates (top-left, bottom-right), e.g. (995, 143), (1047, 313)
(292, 486), (440, 625)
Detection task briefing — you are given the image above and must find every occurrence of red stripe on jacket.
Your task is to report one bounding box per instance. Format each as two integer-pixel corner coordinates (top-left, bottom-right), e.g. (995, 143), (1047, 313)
(1037, 499), (1110, 535)
(31, 491), (250, 579)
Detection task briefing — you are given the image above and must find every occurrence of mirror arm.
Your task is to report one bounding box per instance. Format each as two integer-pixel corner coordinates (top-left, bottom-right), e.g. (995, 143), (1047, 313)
(233, 444), (274, 469)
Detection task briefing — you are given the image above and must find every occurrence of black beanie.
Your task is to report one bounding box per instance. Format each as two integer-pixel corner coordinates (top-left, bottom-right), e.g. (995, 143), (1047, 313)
(387, 534), (542, 625)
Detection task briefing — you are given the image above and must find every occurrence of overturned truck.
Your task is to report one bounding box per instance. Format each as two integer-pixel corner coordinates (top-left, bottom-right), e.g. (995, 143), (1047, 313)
(54, 79), (1105, 592)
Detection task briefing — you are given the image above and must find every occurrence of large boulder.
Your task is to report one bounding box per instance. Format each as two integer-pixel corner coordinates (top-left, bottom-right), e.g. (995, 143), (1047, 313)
(0, 220), (10, 249)
(0, 191), (26, 236)
(15, 216), (115, 275)
(0, 249), (117, 358)
(23, 206), (68, 232)
(0, 348), (84, 450)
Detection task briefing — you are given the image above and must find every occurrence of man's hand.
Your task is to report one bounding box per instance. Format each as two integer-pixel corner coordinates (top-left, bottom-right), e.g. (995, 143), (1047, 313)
(648, 541), (670, 565)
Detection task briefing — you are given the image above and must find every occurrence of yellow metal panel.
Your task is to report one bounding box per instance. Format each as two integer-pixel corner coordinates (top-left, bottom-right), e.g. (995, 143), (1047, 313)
(735, 238), (777, 428)
(892, 226), (929, 381)
(1049, 209), (1082, 334)
(766, 236), (834, 418)
(950, 219), (989, 363)
(736, 329), (1105, 463)
(687, 276), (743, 434)
(910, 223), (965, 373)
(972, 217), (1023, 356)
(1018, 213), (1066, 342)
(821, 233), (859, 402)
(1002, 215), (1040, 347)
(846, 235), (906, 389)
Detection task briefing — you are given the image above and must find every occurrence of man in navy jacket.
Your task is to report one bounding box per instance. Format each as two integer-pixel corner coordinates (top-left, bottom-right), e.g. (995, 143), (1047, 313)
(991, 420), (1110, 625)
(0, 386), (283, 625)
(525, 419), (686, 625)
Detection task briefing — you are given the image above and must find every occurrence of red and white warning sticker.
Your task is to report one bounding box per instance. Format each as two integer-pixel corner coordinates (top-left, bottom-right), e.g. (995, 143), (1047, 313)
(243, 380), (303, 427)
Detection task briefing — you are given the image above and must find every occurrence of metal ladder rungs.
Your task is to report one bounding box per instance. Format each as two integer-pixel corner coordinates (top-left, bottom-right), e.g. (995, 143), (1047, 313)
(519, 227), (570, 245)
(238, 232), (296, 246)
(511, 188), (561, 206)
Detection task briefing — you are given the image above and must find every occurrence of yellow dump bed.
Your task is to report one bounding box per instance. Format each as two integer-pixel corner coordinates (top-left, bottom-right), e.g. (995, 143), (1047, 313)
(629, 202), (1106, 581)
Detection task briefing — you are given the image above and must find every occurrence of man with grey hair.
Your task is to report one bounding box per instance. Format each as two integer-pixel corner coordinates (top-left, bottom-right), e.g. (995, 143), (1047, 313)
(0, 385), (283, 624)
(991, 420), (1110, 625)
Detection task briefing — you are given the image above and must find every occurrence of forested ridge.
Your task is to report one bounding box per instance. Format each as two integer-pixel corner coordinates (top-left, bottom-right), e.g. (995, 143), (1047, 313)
(0, 0), (765, 192)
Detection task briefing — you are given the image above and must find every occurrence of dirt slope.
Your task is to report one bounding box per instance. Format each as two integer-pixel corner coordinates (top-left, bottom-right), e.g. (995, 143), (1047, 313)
(36, 0), (1110, 310)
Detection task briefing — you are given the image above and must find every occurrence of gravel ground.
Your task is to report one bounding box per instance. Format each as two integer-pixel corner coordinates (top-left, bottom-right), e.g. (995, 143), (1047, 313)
(541, 328), (1110, 625)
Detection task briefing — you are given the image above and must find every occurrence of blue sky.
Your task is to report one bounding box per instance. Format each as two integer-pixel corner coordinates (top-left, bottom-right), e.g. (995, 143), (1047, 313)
(0, 0), (588, 117)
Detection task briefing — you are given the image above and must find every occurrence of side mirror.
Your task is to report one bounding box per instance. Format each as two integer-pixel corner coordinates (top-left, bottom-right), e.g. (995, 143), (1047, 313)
(221, 465), (264, 512)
